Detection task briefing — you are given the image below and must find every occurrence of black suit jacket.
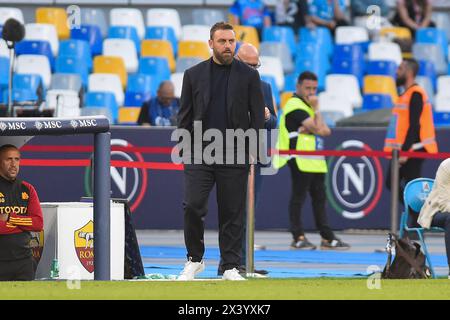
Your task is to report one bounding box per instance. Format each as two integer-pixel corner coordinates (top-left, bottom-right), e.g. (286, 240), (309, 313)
(178, 58), (265, 134)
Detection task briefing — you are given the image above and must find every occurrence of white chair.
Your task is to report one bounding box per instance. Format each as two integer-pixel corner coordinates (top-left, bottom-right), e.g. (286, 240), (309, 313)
(0, 7), (24, 24)
(147, 8), (182, 40)
(415, 76), (435, 106)
(435, 94), (450, 112)
(25, 23), (59, 56)
(110, 8), (145, 40)
(88, 73), (124, 107)
(368, 41), (402, 66)
(15, 54), (52, 88)
(81, 8), (108, 38)
(259, 42), (294, 74)
(0, 40), (9, 58)
(192, 8), (225, 27)
(335, 26), (369, 44)
(259, 56), (284, 91)
(325, 74), (363, 108)
(45, 89), (80, 117)
(170, 72), (184, 98)
(102, 38), (138, 73)
(437, 76), (450, 96)
(181, 25), (211, 45)
(318, 91), (354, 118)
(413, 43), (447, 75)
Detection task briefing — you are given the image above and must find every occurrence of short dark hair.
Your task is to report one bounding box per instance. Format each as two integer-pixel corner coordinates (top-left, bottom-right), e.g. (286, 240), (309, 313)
(210, 21), (234, 40)
(0, 144), (19, 154)
(297, 71), (318, 84)
(403, 58), (419, 77)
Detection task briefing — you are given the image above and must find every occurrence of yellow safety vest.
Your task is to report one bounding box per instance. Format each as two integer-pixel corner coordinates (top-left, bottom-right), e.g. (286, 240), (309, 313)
(274, 96), (327, 173)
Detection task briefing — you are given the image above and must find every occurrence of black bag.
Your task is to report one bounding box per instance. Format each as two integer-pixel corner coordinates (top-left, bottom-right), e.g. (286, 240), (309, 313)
(381, 233), (431, 279)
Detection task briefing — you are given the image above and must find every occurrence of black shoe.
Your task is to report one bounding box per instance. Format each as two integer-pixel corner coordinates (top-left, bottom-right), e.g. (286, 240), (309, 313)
(320, 238), (351, 250)
(290, 238), (317, 250)
(238, 265), (269, 276)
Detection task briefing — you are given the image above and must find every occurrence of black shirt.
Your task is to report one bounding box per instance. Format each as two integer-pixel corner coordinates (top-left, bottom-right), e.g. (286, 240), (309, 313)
(402, 89), (424, 152)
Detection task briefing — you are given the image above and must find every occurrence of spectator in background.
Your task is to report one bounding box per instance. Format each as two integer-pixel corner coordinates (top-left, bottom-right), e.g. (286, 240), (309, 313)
(392, 0), (435, 37)
(230, 0), (272, 34)
(276, 0), (313, 32)
(137, 81), (180, 127)
(308, 0), (350, 34)
(350, 0), (390, 21)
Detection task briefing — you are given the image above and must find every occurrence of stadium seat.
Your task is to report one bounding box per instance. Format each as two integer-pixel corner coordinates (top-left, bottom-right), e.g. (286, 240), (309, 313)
(25, 23), (59, 56)
(262, 26), (296, 58)
(55, 56), (89, 87)
(0, 7), (24, 24)
(331, 59), (364, 86)
(45, 89), (80, 117)
(366, 60), (397, 79)
(260, 75), (280, 107)
(16, 54), (51, 88)
(233, 25), (260, 49)
(368, 42), (402, 66)
(118, 107), (141, 125)
(363, 75), (398, 102)
(362, 94), (393, 110)
(178, 40), (211, 60)
(437, 75), (450, 95)
(318, 91), (353, 117)
(110, 8), (145, 40)
(283, 73), (298, 92)
(326, 74), (362, 109)
(298, 27), (333, 57)
(399, 178), (445, 278)
(36, 7), (70, 40)
(416, 28), (448, 58)
(432, 12), (450, 43)
(418, 60), (437, 92)
(335, 26), (369, 45)
(295, 58), (326, 91)
(93, 56), (128, 88)
(124, 91), (150, 107)
(71, 25), (103, 56)
(141, 39), (176, 72)
(138, 57), (171, 82)
(0, 40), (9, 58)
(88, 73), (124, 107)
(103, 38), (138, 73)
(176, 57), (202, 73)
(433, 111), (450, 126)
(50, 73), (82, 93)
(259, 42), (294, 74)
(12, 74), (43, 105)
(415, 76), (435, 106)
(192, 8), (225, 27)
(413, 43), (447, 75)
(85, 91), (118, 123)
(59, 39), (92, 71)
(15, 40), (55, 70)
(259, 56), (284, 91)
(181, 25), (211, 45)
(80, 7), (108, 38)
(3, 88), (41, 106)
(280, 91), (294, 110)
(146, 8), (182, 40)
(435, 94), (450, 112)
(0, 57), (9, 89)
(333, 43), (364, 62)
(145, 26), (178, 56)
(127, 73), (159, 96)
(108, 26), (141, 54)
(380, 27), (412, 40)
(170, 72), (184, 98)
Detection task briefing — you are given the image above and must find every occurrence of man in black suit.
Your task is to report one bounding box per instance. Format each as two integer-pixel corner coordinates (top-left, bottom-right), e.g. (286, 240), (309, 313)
(176, 22), (265, 281)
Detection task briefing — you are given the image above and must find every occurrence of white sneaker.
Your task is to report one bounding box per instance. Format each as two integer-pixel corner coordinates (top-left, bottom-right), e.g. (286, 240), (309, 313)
(177, 259), (205, 281)
(222, 268), (247, 281)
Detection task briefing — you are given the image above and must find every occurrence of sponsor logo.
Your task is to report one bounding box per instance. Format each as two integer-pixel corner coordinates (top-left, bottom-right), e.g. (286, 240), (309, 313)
(30, 231), (44, 264)
(70, 120), (78, 129)
(74, 220), (94, 273)
(326, 140), (383, 220)
(0, 206), (28, 215)
(0, 122), (26, 131)
(35, 121), (43, 131)
(22, 192), (29, 200)
(71, 119), (98, 129)
(0, 122), (7, 132)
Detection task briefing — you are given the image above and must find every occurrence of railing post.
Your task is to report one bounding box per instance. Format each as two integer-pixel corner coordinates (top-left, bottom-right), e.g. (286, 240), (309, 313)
(390, 149), (400, 234)
(246, 164), (255, 277)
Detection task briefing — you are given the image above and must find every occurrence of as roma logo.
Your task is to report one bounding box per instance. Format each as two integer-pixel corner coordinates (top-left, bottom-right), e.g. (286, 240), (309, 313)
(30, 231), (44, 265)
(74, 220), (94, 273)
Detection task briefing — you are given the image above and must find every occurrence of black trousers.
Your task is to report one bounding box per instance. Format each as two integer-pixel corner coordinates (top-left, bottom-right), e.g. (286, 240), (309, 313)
(183, 164), (249, 271)
(0, 256), (35, 281)
(288, 160), (335, 241)
(385, 157), (425, 205)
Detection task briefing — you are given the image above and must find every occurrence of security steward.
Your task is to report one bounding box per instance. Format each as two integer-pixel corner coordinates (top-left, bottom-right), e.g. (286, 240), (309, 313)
(274, 71), (350, 250)
(0, 144), (43, 281)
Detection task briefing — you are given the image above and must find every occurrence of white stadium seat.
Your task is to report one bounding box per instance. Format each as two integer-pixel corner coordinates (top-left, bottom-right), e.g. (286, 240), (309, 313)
(170, 72), (184, 98)
(437, 76), (450, 96)
(110, 8), (145, 40)
(259, 56), (284, 91)
(0, 40), (9, 58)
(413, 43), (447, 75)
(147, 9), (182, 40)
(45, 89), (81, 117)
(102, 38), (138, 73)
(318, 91), (354, 118)
(335, 26), (369, 44)
(0, 7), (24, 24)
(25, 23), (59, 56)
(325, 74), (362, 109)
(368, 41), (402, 66)
(88, 73), (124, 107)
(181, 24), (211, 45)
(15, 54), (52, 88)
(435, 94), (450, 112)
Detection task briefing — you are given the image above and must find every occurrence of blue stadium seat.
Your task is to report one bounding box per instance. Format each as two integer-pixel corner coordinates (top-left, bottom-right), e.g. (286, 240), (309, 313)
(298, 27), (333, 57)
(418, 60), (437, 92)
(3, 88), (39, 104)
(59, 39), (92, 71)
(13, 74), (42, 92)
(262, 26), (296, 58)
(433, 111), (450, 127)
(138, 57), (171, 82)
(296, 41), (330, 73)
(108, 26), (141, 54)
(260, 75), (280, 106)
(295, 58), (326, 91)
(15, 40), (55, 70)
(331, 59), (364, 86)
(416, 27), (448, 58)
(55, 56), (89, 87)
(84, 91), (118, 123)
(145, 26), (178, 56)
(366, 60), (397, 79)
(124, 91), (151, 107)
(127, 73), (160, 96)
(362, 94), (393, 110)
(71, 24), (103, 56)
(333, 44), (364, 62)
(283, 72), (298, 92)
(0, 57), (9, 89)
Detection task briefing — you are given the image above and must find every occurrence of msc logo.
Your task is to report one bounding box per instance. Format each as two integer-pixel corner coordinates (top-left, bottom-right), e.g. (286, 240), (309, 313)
(84, 139), (148, 212)
(326, 140), (383, 219)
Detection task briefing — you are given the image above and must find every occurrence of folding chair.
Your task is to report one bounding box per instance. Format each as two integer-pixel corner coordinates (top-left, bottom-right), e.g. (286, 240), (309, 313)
(399, 177), (446, 278)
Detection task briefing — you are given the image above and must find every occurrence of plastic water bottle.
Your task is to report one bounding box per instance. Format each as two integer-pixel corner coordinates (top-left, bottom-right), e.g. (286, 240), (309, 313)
(50, 259), (59, 279)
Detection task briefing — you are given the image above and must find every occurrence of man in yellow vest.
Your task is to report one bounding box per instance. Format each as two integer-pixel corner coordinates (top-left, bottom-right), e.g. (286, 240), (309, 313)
(384, 58), (438, 205)
(275, 71), (350, 250)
